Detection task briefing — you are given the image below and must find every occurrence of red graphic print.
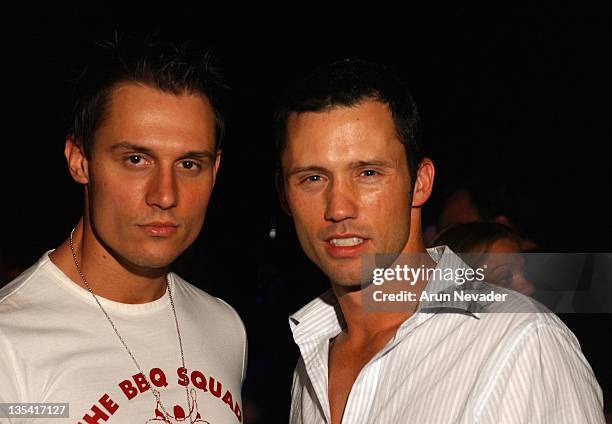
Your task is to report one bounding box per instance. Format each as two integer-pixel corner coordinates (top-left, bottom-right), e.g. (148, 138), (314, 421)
(146, 388), (209, 423)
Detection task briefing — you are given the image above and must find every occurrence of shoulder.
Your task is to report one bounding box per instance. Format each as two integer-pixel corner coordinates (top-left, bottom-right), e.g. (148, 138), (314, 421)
(0, 257), (51, 393)
(473, 313), (604, 422)
(464, 288), (604, 420)
(170, 272), (247, 340)
(476, 285), (576, 338)
(0, 258), (44, 304)
(433, 284), (587, 377)
(171, 273), (248, 381)
(0, 254), (52, 315)
(171, 273), (242, 317)
(457, 285), (580, 358)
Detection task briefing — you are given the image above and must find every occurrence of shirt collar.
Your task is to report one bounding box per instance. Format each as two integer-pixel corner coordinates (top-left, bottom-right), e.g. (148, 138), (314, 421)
(417, 245), (484, 318)
(289, 246), (481, 345)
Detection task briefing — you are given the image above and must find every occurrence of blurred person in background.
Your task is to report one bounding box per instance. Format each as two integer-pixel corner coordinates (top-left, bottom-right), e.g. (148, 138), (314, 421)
(438, 179), (540, 251)
(431, 221), (534, 296)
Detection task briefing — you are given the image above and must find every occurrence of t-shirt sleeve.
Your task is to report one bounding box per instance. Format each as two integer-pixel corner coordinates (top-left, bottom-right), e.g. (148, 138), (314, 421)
(0, 334), (25, 423)
(215, 296), (248, 384)
(241, 326), (248, 384)
(475, 322), (605, 424)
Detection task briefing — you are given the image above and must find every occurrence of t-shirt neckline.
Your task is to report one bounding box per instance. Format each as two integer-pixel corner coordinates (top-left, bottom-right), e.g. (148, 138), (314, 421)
(41, 250), (176, 315)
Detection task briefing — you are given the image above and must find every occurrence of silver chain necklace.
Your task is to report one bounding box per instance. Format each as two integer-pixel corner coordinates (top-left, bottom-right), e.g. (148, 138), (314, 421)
(69, 228), (193, 423)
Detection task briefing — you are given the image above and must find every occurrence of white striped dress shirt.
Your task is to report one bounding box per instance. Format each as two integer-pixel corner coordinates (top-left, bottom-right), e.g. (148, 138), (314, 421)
(289, 246), (604, 423)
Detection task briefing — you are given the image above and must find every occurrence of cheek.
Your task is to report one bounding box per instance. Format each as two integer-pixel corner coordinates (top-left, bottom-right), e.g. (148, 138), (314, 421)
(180, 183), (214, 218)
(287, 195), (324, 249)
(360, 189), (386, 211)
(361, 182), (411, 223)
(91, 160), (137, 193)
(292, 203), (321, 240)
(90, 176), (145, 219)
(288, 189), (319, 221)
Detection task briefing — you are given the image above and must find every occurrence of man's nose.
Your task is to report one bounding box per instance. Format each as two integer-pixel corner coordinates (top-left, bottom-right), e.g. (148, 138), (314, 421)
(146, 166), (178, 210)
(324, 180), (358, 222)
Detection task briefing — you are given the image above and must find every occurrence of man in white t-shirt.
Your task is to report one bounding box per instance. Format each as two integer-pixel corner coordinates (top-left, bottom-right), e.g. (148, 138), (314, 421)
(0, 37), (246, 423)
(274, 59), (605, 423)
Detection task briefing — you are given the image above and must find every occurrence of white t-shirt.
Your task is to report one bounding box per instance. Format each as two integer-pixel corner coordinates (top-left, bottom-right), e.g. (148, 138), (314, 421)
(0, 252), (247, 424)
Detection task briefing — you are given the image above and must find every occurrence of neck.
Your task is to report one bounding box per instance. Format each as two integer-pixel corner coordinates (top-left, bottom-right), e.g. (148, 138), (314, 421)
(332, 284), (414, 342)
(50, 219), (168, 304)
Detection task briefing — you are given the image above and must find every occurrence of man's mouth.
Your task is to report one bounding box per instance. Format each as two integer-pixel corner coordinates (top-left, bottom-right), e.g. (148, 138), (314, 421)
(139, 222), (179, 237)
(324, 234), (369, 258)
(329, 237), (365, 247)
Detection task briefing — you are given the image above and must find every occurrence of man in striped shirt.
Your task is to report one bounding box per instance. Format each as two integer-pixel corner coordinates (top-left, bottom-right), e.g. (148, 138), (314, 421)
(274, 59), (605, 423)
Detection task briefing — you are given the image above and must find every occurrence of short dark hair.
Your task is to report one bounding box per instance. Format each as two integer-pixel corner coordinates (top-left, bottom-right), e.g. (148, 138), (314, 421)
(431, 221), (517, 253)
(69, 35), (228, 157)
(430, 222), (521, 274)
(273, 58), (423, 184)
(440, 177), (536, 241)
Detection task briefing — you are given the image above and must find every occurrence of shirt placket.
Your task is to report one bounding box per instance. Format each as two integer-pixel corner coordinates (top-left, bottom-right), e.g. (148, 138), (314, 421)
(347, 312), (433, 423)
(340, 359), (382, 424)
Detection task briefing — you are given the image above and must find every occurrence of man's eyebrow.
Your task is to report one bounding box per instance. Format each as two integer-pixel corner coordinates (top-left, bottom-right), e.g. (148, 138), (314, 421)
(109, 141), (154, 155)
(109, 142), (215, 160)
(177, 150), (216, 161)
(348, 159), (395, 168)
(286, 165), (329, 178)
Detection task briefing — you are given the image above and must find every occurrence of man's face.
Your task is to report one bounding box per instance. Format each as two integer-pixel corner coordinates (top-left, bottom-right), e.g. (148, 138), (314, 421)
(281, 100), (416, 286)
(82, 83), (219, 271)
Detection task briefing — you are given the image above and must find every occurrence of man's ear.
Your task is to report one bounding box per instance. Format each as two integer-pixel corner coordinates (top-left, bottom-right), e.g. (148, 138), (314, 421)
(64, 137), (89, 185)
(212, 149), (222, 187)
(411, 158), (435, 208)
(275, 172), (292, 216)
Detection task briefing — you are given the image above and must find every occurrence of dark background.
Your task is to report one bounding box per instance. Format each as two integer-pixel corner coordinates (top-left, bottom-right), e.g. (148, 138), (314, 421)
(1, 4), (611, 422)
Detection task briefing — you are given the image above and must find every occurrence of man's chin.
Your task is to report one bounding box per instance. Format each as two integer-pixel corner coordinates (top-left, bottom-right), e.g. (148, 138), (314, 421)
(116, 251), (178, 276)
(331, 281), (363, 293)
(326, 270), (365, 291)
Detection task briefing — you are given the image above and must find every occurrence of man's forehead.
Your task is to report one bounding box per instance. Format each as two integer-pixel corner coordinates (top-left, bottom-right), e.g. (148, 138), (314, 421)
(91, 83), (216, 154)
(287, 99), (392, 126)
(106, 82), (212, 113)
(283, 101), (404, 164)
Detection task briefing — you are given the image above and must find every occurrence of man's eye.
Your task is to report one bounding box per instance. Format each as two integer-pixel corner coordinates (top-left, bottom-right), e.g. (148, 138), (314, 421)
(180, 160), (200, 170)
(361, 169), (377, 177)
(126, 155), (145, 166)
(305, 175), (322, 182)
(127, 155), (143, 165)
